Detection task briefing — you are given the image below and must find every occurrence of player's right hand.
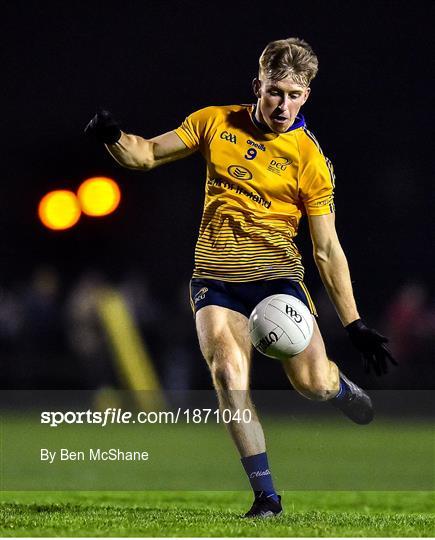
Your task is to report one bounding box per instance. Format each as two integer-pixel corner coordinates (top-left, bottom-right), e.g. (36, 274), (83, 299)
(84, 109), (122, 144)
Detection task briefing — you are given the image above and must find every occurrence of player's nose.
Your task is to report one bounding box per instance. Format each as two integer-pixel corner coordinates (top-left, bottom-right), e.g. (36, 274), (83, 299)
(278, 95), (290, 110)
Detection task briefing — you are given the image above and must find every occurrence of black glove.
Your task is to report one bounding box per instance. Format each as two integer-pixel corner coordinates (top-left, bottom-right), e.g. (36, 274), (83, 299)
(84, 109), (121, 144)
(346, 319), (397, 376)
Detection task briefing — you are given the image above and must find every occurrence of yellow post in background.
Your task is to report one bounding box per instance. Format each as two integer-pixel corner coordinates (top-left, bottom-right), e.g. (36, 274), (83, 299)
(96, 287), (166, 411)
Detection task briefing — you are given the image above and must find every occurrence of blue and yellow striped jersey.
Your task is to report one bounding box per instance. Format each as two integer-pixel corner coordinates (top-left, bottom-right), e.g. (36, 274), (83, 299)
(174, 104), (335, 282)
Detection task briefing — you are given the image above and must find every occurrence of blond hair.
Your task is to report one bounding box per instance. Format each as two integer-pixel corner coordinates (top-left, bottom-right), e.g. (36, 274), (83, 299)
(259, 38), (319, 87)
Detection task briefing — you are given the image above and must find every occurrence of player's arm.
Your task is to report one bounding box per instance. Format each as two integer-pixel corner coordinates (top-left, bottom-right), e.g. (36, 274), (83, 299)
(308, 213), (359, 326)
(84, 110), (195, 170)
(107, 130), (194, 170)
(308, 213), (397, 375)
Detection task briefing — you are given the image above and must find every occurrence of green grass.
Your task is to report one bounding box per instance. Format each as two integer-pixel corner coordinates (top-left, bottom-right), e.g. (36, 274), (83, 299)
(2, 414), (433, 490)
(1, 414), (433, 535)
(0, 490), (434, 537)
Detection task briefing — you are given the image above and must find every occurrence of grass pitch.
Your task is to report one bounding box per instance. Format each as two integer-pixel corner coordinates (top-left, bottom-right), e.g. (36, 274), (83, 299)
(1, 490), (434, 537)
(1, 413), (433, 536)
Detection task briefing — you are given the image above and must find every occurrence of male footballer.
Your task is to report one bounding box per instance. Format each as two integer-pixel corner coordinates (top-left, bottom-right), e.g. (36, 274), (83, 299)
(85, 38), (396, 518)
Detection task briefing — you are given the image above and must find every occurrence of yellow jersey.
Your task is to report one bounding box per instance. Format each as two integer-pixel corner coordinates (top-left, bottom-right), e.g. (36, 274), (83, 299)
(174, 104), (335, 282)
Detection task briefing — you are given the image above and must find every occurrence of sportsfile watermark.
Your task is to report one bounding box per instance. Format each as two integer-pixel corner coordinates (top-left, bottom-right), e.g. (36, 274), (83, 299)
(0, 390), (433, 491)
(41, 407), (252, 427)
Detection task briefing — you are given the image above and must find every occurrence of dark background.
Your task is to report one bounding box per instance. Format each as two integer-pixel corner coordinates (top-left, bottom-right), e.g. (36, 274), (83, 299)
(1, 0), (434, 390)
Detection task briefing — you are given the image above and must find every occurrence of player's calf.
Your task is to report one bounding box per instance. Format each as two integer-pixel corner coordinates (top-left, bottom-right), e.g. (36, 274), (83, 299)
(293, 379), (338, 401)
(211, 362), (246, 393)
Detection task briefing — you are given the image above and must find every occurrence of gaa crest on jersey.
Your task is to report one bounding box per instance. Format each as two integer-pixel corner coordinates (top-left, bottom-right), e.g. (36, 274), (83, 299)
(220, 130), (237, 144)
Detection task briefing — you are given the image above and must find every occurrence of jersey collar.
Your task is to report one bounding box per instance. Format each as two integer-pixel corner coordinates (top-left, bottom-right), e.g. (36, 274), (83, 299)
(250, 105), (306, 134)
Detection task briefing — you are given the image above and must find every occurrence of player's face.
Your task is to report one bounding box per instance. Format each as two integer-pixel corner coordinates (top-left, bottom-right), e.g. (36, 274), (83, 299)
(254, 76), (310, 133)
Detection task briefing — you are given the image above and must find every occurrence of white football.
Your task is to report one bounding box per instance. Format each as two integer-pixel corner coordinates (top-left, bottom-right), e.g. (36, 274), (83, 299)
(249, 294), (314, 359)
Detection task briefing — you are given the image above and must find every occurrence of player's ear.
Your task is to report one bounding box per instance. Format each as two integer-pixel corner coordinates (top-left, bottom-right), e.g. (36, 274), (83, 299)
(252, 78), (262, 98)
(302, 87), (311, 104)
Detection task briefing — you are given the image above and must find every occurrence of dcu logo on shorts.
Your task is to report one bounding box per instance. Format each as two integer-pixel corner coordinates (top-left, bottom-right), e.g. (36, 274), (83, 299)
(194, 287), (208, 304)
(227, 165), (253, 180)
(268, 157), (292, 176)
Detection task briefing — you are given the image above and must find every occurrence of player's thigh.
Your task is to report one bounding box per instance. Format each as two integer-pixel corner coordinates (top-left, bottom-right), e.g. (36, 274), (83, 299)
(195, 305), (252, 388)
(282, 317), (337, 392)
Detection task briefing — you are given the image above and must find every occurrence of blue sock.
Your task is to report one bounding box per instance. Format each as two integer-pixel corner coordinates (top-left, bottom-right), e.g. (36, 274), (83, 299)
(334, 374), (353, 401)
(241, 452), (279, 502)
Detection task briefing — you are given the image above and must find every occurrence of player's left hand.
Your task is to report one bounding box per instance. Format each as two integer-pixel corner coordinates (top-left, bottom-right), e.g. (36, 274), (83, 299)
(345, 319), (397, 376)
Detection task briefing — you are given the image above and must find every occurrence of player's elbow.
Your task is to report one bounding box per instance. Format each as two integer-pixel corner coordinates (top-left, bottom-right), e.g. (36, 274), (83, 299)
(129, 156), (156, 171)
(313, 235), (344, 265)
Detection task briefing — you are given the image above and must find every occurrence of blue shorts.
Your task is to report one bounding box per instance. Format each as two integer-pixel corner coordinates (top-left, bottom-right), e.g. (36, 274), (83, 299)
(189, 278), (317, 318)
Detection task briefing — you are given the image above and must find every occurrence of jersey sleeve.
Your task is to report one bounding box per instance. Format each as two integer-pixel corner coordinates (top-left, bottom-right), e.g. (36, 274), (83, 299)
(174, 107), (215, 151)
(299, 138), (336, 215)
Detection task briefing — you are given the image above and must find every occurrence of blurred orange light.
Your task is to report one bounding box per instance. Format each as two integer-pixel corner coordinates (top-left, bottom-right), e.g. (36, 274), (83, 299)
(38, 190), (81, 230)
(77, 177), (121, 217)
